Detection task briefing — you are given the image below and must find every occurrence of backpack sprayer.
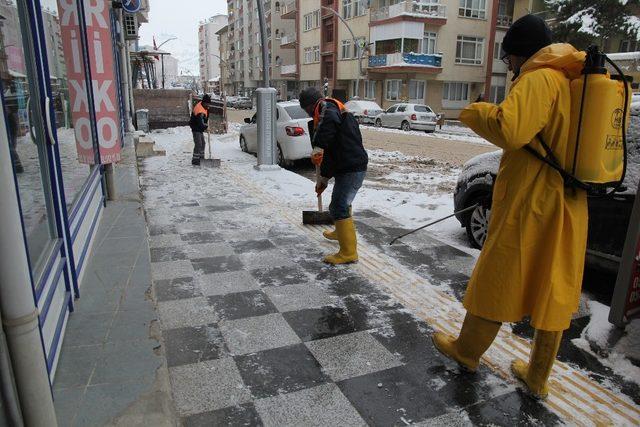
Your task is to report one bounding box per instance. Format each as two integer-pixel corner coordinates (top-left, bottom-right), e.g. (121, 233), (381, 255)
(525, 45), (632, 195)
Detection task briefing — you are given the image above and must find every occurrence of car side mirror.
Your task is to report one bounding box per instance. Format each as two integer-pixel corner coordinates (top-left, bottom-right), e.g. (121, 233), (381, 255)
(244, 118), (251, 124)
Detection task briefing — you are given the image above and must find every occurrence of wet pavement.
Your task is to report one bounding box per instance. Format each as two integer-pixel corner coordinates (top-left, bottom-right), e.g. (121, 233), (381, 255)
(132, 133), (640, 426)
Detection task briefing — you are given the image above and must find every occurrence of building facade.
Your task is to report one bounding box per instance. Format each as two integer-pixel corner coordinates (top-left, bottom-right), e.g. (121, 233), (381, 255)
(153, 53), (179, 88)
(248, 0), (515, 117)
(225, 0), (297, 99)
(216, 24), (234, 95)
(199, 14), (228, 90)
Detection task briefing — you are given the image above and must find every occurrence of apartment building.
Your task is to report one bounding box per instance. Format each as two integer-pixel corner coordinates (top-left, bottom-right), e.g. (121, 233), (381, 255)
(287, 0), (514, 117)
(225, 0), (297, 99)
(199, 14), (228, 90)
(216, 25), (234, 95)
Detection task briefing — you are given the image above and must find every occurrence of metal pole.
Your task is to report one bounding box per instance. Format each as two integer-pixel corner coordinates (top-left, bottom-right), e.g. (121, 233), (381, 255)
(0, 97), (57, 426)
(117, 10), (134, 131)
(256, 0), (269, 87)
(321, 6), (360, 98)
(161, 55), (165, 89)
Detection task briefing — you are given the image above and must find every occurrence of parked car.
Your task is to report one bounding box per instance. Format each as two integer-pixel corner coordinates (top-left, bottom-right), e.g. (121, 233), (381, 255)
(226, 96), (238, 107)
(374, 103), (438, 132)
(453, 115), (640, 272)
(234, 96), (253, 109)
(345, 99), (384, 125)
(239, 101), (312, 166)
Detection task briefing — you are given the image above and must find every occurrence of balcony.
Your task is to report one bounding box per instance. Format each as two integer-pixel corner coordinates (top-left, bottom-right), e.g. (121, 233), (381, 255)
(371, 1), (447, 26)
(280, 64), (297, 75)
(281, 0), (296, 19)
(496, 14), (513, 28)
(280, 34), (296, 48)
(368, 52), (442, 72)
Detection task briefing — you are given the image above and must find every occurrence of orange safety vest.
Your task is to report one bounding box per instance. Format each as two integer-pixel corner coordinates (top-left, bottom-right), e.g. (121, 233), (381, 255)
(193, 101), (209, 117)
(312, 97), (346, 130)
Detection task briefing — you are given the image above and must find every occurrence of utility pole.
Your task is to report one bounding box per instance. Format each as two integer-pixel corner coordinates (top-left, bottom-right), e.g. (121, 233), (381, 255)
(255, 0), (278, 170)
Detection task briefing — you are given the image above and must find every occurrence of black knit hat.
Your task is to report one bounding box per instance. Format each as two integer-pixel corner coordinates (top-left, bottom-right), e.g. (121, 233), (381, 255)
(502, 14), (552, 59)
(202, 94), (212, 104)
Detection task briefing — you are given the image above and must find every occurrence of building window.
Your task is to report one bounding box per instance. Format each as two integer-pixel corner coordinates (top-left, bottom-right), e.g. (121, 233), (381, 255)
(364, 80), (376, 99)
(490, 85), (506, 103)
(342, 0), (353, 19)
(619, 39), (639, 52)
(354, 0), (368, 17)
(304, 12), (318, 31)
(275, 1), (280, 11)
(443, 82), (470, 106)
(313, 45), (320, 62)
(341, 39), (352, 59)
(494, 41), (503, 59)
(421, 32), (437, 54)
(458, 0), (486, 19)
(385, 79), (401, 101)
(456, 36), (484, 65)
(409, 80), (425, 101)
(275, 29), (280, 39)
(304, 47), (314, 64)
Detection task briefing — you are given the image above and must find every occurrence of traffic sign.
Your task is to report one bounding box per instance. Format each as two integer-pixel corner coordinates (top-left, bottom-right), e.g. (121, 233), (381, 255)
(122, 0), (142, 14)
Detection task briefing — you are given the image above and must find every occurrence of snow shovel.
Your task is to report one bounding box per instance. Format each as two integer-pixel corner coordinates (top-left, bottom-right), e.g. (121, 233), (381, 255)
(201, 127), (221, 168)
(302, 164), (334, 225)
(389, 204), (479, 245)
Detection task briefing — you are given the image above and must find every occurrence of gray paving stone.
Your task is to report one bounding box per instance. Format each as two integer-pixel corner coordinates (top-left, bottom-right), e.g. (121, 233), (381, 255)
(91, 340), (161, 385)
(107, 306), (155, 342)
(239, 249), (295, 269)
(219, 313), (301, 355)
(254, 383), (366, 427)
(183, 242), (236, 259)
(63, 312), (114, 347)
(149, 234), (184, 249)
(197, 271), (261, 296)
(305, 331), (403, 382)
(155, 277), (202, 302)
(169, 358), (251, 416)
(151, 260), (195, 281)
(158, 297), (219, 329)
(263, 284), (335, 312)
(53, 386), (84, 425)
(53, 344), (101, 389)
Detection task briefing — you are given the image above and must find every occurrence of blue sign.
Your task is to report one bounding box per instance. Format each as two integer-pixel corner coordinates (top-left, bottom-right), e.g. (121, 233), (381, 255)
(123, 0), (142, 13)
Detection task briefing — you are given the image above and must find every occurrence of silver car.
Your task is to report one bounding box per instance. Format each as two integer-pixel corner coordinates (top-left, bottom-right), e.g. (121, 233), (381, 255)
(234, 96), (253, 109)
(375, 103), (438, 132)
(344, 100), (384, 125)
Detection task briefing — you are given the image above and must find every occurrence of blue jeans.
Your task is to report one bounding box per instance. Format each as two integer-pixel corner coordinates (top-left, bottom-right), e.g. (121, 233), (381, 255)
(329, 171), (366, 220)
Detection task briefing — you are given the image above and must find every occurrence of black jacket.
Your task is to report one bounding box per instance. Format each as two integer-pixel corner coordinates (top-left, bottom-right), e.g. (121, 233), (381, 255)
(312, 101), (368, 178)
(189, 103), (208, 132)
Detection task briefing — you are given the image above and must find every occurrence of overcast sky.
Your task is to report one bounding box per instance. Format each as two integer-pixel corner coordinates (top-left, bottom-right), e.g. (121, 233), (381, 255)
(138, 0), (227, 75)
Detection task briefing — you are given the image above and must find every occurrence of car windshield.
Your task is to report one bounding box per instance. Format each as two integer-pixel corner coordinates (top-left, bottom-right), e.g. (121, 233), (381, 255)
(284, 105), (309, 119)
(414, 105), (431, 113)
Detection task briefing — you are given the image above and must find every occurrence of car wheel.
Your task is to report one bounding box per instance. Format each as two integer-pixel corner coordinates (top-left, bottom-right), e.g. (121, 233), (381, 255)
(239, 135), (248, 153)
(425, 129), (435, 134)
(465, 202), (491, 249)
(401, 121), (411, 131)
(375, 118), (382, 127)
(276, 143), (286, 167)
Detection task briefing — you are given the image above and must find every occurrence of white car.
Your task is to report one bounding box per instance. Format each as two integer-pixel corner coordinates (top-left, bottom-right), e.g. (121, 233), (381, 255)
(239, 101), (312, 166)
(375, 103), (438, 132)
(344, 99), (384, 125)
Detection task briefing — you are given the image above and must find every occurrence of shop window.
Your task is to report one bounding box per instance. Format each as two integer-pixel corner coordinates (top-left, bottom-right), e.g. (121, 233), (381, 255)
(364, 80), (376, 99)
(385, 79), (401, 101)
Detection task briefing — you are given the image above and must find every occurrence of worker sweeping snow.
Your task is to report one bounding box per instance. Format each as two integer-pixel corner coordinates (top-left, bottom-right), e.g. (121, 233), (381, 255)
(299, 87), (368, 264)
(432, 15), (591, 399)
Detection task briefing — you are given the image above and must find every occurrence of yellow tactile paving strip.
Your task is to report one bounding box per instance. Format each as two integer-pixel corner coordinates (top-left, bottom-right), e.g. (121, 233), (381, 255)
(225, 164), (640, 426)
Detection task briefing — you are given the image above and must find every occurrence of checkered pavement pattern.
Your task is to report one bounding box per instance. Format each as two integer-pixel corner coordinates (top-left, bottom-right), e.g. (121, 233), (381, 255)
(142, 196), (560, 427)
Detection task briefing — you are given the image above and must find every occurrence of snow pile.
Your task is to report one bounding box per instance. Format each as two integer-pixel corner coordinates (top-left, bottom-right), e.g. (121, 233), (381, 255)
(364, 124), (490, 146)
(571, 300), (640, 386)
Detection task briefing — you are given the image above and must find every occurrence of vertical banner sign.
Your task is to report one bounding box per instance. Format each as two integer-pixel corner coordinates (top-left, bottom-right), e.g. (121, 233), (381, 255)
(85, 0), (122, 163)
(57, 0), (95, 163)
(57, 0), (122, 164)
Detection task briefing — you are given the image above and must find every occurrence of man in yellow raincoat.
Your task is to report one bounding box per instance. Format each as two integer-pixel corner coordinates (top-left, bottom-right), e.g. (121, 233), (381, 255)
(432, 15), (588, 399)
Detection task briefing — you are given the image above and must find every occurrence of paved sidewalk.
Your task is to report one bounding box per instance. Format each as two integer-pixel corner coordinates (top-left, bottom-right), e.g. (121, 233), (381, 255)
(139, 133), (569, 426)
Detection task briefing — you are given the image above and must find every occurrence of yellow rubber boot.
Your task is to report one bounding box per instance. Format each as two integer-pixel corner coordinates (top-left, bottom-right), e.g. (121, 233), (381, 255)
(323, 207), (351, 241)
(323, 217), (358, 264)
(323, 229), (338, 241)
(511, 330), (562, 399)
(432, 312), (501, 372)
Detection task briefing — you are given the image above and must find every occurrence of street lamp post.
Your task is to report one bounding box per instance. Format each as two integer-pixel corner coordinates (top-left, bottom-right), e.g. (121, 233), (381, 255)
(320, 5), (367, 99)
(156, 37), (177, 89)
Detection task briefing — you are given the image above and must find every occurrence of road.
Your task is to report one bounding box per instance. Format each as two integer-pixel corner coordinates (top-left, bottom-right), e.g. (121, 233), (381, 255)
(226, 108), (497, 166)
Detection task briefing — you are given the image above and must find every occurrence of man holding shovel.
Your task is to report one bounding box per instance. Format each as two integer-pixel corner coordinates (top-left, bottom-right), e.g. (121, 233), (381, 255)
(299, 87), (368, 264)
(190, 94), (212, 166)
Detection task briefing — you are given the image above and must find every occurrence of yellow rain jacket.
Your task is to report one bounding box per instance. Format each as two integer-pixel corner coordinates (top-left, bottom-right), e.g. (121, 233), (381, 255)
(459, 44), (589, 331)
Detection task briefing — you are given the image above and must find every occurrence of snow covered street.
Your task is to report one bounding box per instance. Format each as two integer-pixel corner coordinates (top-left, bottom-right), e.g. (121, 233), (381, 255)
(143, 124), (640, 425)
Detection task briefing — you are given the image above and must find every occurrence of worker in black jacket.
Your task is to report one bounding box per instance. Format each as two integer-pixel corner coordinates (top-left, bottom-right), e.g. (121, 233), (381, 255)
(300, 87), (368, 264)
(190, 94), (211, 165)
